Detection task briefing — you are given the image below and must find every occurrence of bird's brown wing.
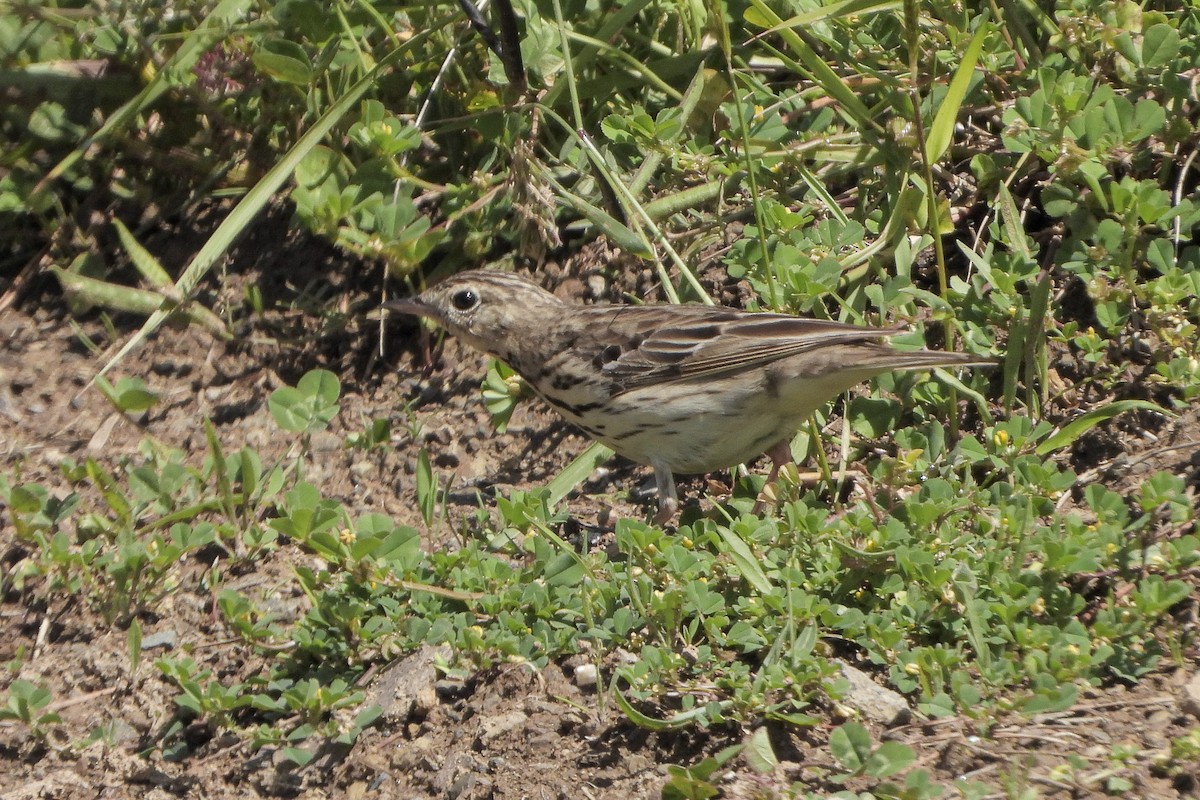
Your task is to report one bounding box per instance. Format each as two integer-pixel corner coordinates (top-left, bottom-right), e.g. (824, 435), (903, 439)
(583, 305), (898, 390)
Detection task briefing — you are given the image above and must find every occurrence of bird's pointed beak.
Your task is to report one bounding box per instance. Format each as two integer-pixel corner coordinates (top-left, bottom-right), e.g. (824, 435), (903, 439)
(382, 296), (433, 319)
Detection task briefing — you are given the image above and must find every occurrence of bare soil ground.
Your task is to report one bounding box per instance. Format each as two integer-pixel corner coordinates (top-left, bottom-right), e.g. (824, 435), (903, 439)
(2, 211), (1199, 798)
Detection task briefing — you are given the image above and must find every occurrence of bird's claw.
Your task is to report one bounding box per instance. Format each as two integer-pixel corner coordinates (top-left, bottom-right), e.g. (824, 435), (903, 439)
(652, 498), (678, 526)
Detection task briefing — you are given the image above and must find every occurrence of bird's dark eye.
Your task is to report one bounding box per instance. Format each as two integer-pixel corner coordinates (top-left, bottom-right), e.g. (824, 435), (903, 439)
(451, 289), (479, 311)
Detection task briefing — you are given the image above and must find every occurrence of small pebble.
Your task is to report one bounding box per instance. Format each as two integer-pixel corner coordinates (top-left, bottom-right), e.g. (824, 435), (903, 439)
(573, 664), (597, 688)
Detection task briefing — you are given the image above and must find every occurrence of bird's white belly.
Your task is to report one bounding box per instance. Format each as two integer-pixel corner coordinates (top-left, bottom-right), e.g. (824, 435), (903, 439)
(581, 376), (813, 473)
(612, 406), (793, 473)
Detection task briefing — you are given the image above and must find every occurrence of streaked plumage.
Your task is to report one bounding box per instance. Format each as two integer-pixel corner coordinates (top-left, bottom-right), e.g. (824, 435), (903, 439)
(387, 270), (992, 521)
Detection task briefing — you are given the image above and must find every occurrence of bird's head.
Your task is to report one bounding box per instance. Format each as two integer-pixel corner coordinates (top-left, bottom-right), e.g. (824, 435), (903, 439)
(385, 270), (562, 361)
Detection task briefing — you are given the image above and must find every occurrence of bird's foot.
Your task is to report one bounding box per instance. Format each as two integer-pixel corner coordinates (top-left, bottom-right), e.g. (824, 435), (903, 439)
(652, 497), (679, 527)
(753, 440), (796, 516)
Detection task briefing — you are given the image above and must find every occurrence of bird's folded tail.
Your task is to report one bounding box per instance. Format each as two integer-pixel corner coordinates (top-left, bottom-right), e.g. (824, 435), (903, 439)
(858, 346), (999, 373)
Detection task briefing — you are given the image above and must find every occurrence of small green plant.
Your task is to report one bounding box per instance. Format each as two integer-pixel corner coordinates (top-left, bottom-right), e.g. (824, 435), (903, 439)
(346, 417), (391, 450)
(481, 360), (528, 433)
(95, 375), (160, 414)
(662, 745), (742, 800)
(815, 723), (951, 800)
(0, 680), (63, 740)
(216, 589), (288, 647)
(1154, 727), (1200, 780)
(1, 480), (80, 542)
(268, 369), (341, 436)
(829, 722), (915, 781)
(414, 448), (446, 528)
(155, 657), (247, 731)
(267, 368), (343, 482)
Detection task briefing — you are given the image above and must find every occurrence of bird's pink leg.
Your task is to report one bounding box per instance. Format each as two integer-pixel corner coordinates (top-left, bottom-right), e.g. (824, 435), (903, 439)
(651, 461), (679, 525)
(752, 440), (794, 515)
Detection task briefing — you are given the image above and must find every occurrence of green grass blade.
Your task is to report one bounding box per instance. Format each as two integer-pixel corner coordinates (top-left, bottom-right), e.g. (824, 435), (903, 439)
(52, 267), (229, 336)
(540, 0), (654, 109)
(1034, 401), (1170, 456)
(545, 174), (653, 257)
(925, 20), (989, 163)
(757, 0), (902, 36)
(52, 267), (171, 315)
(112, 220), (174, 290)
(1025, 269), (1052, 416)
(613, 682), (728, 730)
(640, 181), (724, 221)
(546, 442), (613, 506)
(716, 525), (773, 595)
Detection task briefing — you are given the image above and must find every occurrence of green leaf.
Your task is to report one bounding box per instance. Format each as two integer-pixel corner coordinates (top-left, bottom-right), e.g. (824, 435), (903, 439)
(613, 683), (725, 731)
(1112, 31), (1140, 67)
(542, 552), (585, 587)
(754, 0), (901, 35)
(662, 766), (719, 800)
(95, 375), (159, 413)
(298, 369), (340, 405)
(926, 19), (989, 163)
(282, 747), (315, 766)
(829, 722), (872, 775)
(716, 525), (773, 595)
(115, 377), (158, 412)
(51, 267), (167, 313)
(416, 448), (436, 527)
(865, 740), (916, 777)
(1141, 24), (1180, 68)
(552, 182), (653, 257)
(268, 387), (307, 432)
(744, 727), (778, 773)
(112, 219), (173, 288)
(128, 618), (142, 674)
(295, 144), (350, 188)
(8, 485), (44, 514)
(268, 369), (340, 432)
(1034, 400), (1168, 455)
(1020, 682), (1077, 714)
(613, 686), (682, 731)
(546, 442), (613, 506)
(996, 182), (1031, 259)
(482, 360), (525, 433)
(849, 396), (902, 439)
(743, 0), (879, 131)
(252, 38), (313, 85)
(50, 266), (227, 334)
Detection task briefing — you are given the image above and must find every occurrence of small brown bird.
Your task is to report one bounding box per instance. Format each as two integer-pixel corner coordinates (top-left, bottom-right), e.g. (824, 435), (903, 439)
(387, 270), (992, 522)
